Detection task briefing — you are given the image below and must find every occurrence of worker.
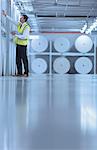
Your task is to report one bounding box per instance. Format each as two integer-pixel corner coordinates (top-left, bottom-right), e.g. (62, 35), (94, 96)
(2, 10), (30, 77)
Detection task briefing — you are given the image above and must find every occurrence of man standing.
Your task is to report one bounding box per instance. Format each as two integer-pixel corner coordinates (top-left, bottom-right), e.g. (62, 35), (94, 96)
(2, 11), (30, 77)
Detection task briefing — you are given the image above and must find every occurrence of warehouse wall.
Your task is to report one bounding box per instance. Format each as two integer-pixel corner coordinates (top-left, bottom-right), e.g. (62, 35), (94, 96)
(1, 0), (20, 75)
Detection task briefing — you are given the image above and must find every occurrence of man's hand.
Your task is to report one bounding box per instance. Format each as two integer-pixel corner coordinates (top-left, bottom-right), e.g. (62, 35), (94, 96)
(2, 10), (7, 17)
(11, 31), (16, 35)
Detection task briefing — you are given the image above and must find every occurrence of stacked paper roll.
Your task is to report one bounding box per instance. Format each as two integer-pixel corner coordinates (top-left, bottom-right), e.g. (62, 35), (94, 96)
(53, 57), (70, 74)
(75, 35), (93, 53)
(31, 36), (48, 52)
(54, 37), (70, 52)
(75, 57), (92, 74)
(31, 58), (47, 74)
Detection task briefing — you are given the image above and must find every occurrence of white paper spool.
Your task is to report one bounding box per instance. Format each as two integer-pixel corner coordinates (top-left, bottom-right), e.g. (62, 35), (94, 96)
(53, 57), (70, 74)
(54, 37), (70, 52)
(31, 36), (48, 52)
(75, 35), (93, 53)
(31, 58), (47, 74)
(75, 57), (93, 74)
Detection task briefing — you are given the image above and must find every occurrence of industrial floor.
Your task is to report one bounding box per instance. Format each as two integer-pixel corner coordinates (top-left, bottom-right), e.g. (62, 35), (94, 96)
(0, 74), (97, 150)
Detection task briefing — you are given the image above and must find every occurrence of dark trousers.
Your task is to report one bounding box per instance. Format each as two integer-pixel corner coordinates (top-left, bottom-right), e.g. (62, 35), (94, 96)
(16, 45), (29, 75)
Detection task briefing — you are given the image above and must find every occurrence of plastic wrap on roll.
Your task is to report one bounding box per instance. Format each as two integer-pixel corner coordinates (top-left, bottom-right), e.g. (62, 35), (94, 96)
(53, 57), (70, 74)
(31, 58), (47, 74)
(31, 36), (48, 52)
(75, 35), (93, 53)
(75, 57), (93, 74)
(54, 37), (70, 52)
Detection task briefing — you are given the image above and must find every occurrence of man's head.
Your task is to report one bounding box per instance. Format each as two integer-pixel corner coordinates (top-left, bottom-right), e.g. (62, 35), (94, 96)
(20, 15), (28, 23)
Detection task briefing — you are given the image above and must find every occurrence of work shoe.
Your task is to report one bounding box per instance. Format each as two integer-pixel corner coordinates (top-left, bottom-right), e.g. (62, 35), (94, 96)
(22, 74), (29, 77)
(12, 74), (22, 77)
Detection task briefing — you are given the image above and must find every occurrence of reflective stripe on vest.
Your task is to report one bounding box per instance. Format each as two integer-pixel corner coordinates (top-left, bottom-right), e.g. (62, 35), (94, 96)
(14, 23), (30, 46)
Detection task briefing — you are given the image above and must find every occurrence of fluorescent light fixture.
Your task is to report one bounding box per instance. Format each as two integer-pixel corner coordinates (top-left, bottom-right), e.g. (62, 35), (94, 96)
(85, 18), (97, 34)
(80, 23), (87, 33)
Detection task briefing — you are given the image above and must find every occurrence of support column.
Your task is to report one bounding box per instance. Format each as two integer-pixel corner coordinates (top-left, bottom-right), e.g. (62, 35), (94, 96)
(0, 0), (2, 75)
(6, 0), (11, 75)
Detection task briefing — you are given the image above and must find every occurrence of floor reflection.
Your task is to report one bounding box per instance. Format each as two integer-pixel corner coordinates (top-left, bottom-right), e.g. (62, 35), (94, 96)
(0, 75), (97, 150)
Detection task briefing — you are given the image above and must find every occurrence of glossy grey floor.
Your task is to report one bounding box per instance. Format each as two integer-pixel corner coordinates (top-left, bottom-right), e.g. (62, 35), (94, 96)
(0, 75), (97, 150)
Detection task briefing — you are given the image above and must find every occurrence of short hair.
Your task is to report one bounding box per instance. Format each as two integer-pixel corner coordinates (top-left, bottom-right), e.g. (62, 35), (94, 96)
(23, 15), (28, 22)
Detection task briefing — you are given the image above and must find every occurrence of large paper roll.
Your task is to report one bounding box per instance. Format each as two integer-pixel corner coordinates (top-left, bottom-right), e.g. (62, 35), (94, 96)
(31, 58), (47, 74)
(54, 37), (70, 52)
(53, 57), (70, 74)
(75, 35), (93, 53)
(75, 57), (93, 74)
(31, 36), (48, 52)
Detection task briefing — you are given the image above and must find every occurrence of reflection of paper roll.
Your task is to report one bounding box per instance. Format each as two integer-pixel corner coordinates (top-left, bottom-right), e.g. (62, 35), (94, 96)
(53, 57), (70, 74)
(75, 35), (93, 53)
(75, 57), (93, 74)
(54, 37), (70, 52)
(31, 36), (48, 52)
(31, 58), (47, 74)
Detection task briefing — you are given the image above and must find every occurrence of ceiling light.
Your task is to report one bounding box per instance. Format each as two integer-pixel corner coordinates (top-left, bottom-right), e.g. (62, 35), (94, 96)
(85, 18), (97, 34)
(80, 23), (87, 33)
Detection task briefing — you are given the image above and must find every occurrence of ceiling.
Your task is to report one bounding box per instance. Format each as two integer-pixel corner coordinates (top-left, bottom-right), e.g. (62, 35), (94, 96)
(14, 0), (97, 32)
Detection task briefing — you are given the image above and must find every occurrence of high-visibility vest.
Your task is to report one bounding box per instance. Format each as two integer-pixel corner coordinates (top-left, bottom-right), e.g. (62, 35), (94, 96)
(14, 22), (30, 46)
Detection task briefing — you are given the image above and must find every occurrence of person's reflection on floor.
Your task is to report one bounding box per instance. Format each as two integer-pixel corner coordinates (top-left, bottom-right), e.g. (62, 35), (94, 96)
(15, 79), (29, 130)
